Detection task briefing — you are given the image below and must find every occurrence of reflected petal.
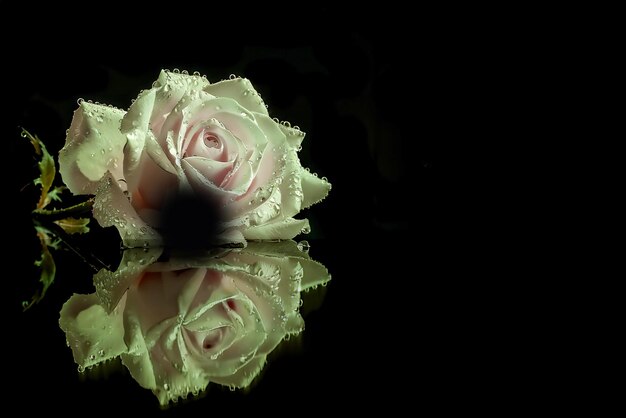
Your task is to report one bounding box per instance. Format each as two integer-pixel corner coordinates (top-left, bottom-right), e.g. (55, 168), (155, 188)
(59, 241), (330, 406)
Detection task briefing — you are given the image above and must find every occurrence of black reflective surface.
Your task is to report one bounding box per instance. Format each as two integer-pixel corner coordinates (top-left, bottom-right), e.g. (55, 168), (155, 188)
(1, 15), (463, 414)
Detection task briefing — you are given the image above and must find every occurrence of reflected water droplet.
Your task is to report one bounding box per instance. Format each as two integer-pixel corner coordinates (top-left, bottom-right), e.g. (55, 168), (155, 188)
(297, 240), (310, 253)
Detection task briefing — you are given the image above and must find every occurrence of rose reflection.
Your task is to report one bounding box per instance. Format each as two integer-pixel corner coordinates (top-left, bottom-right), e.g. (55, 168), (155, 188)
(59, 241), (330, 405)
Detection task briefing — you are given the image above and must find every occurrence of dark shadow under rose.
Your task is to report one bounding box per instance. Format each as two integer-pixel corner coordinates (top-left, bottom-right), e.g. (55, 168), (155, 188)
(59, 241), (330, 405)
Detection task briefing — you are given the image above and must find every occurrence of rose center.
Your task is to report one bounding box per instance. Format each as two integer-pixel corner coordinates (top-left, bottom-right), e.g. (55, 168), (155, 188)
(202, 328), (223, 350)
(203, 133), (220, 148)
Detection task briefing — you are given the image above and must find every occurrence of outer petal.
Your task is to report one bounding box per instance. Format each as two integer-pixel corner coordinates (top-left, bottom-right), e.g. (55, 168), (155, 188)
(93, 247), (163, 313)
(203, 77), (269, 116)
(150, 70), (211, 135)
(59, 293), (127, 369)
(300, 169), (332, 209)
(59, 102), (126, 194)
(299, 258), (332, 291)
(92, 173), (162, 248)
(242, 218), (310, 240)
(278, 123), (307, 150)
(210, 355), (267, 388)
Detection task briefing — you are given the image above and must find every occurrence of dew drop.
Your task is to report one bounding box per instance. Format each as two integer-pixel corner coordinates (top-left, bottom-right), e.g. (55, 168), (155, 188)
(193, 71), (201, 76)
(301, 224), (311, 234)
(182, 69), (189, 75)
(77, 98), (84, 105)
(229, 74), (237, 80)
(173, 68), (180, 73)
(297, 240), (310, 253)
(98, 349), (105, 357)
(89, 354), (95, 361)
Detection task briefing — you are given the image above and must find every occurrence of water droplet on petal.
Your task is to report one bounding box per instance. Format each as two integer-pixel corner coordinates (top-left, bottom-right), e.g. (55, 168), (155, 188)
(229, 74), (237, 80)
(297, 240), (310, 253)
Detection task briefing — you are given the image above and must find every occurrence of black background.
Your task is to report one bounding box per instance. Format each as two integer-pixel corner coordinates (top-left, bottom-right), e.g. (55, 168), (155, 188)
(0, 2), (488, 414)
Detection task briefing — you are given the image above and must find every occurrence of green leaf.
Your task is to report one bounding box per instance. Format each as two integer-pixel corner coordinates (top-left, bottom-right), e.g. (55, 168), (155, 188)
(46, 186), (67, 205)
(22, 228), (57, 311)
(53, 217), (90, 235)
(22, 128), (58, 210)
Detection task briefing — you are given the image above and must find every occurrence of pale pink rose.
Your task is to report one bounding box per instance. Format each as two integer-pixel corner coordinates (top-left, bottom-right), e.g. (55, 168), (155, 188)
(59, 70), (331, 247)
(59, 242), (330, 405)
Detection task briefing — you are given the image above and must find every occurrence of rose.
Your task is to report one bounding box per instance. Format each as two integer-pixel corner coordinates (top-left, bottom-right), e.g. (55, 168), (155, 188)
(59, 241), (330, 405)
(59, 70), (331, 247)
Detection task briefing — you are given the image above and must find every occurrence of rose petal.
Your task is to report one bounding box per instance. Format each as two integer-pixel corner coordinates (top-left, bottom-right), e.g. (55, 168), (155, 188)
(59, 293), (127, 369)
(300, 169), (332, 209)
(150, 70), (210, 134)
(299, 258), (332, 291)
(285, 313), (305, 335)
(278, 123), (307, 150)
(210, 354), (267, 388)
(242, 217), (310, 241)
(182, 158), (238, 201)
(203, 77), (269, 116)
(59, 102), (126, 194)
(120, 312), (157, 392)
(92, 173), (162, 248)
(134, 153), (179, 217)
(93, 247), (162, 313)
(184, 157), (232, 187)
(251, 113), (287, 147)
